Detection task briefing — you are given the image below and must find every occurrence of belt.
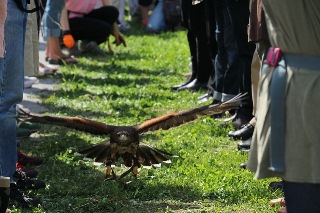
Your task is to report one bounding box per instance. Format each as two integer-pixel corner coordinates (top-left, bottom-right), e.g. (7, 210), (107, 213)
(268, 49), (320, 173)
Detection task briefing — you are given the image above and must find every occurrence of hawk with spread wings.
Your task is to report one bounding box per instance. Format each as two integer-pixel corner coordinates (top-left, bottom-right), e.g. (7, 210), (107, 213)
(18, 94), (245, 180)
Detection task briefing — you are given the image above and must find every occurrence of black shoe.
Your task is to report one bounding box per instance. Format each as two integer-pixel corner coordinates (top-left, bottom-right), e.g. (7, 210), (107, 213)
(177, 79), (207, 91)
(14, 170), (46, 190)
(239, 162), (247, 170)
(171, 78), (194, 90)
(237, 138), (251, 150)
(231, 115), (251, 130)
(10, 183), (41, 207)
(228, 123), (254, 140)
(269, 181), (283, 190)
(0, 181), (10, 212)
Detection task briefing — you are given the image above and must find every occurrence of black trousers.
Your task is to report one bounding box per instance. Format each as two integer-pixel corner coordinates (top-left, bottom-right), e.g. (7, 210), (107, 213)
(181, 0), (216, 84)
(68, 6), (119, 45)
(283, 181), (320, 213)
(214, 0), (255, 116)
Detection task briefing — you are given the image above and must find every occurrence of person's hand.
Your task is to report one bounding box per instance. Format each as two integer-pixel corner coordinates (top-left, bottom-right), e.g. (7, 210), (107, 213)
(62, 30), (75, 48)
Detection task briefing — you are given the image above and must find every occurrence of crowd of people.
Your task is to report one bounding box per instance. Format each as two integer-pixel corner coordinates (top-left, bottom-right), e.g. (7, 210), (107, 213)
(1, 0), (319, 212)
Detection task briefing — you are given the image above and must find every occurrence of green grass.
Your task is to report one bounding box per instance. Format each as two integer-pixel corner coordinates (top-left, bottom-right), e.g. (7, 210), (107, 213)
(14, 22), (282, 212)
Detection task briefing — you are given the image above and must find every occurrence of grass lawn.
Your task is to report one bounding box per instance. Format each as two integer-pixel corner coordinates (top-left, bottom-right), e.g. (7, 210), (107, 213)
(14, 21), (282, 213)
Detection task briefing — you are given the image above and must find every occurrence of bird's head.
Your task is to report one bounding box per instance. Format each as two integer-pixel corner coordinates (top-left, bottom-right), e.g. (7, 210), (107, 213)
(118, 131), (128, 141)
(113, 131), (132, 146)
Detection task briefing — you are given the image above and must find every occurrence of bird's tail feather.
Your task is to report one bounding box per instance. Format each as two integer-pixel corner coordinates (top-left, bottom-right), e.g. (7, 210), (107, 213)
(138, 144), (173, 166)
(78, 142), (110, 162)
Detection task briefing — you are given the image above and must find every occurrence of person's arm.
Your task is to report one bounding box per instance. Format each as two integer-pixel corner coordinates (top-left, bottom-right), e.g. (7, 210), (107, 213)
(60, 7), (70, 31)
(0, 0), (7, 57)
(101, 0), (111, 6)
(60, 6), (75, 48)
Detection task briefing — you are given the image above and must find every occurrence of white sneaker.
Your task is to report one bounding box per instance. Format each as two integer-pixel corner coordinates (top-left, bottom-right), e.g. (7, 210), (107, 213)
(24, 76), (39, 89)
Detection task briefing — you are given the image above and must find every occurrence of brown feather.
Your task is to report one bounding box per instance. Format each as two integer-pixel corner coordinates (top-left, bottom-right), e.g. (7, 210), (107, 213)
(17, 93), (247, 179)
(78, 142), (110, 159)
(136, 93), (246, 133)
(137, 149), (153, 166)
(18, 109), (115, 136)
(138, 143), (172, 165)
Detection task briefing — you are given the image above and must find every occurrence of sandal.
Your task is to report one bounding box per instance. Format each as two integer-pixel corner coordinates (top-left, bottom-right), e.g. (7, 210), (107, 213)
(48, 56), (78, 66)
(270, 197), (287, 213)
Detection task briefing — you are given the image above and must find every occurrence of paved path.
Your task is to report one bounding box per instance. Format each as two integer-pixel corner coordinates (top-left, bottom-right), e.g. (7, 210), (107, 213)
(19, 37), (60, 113)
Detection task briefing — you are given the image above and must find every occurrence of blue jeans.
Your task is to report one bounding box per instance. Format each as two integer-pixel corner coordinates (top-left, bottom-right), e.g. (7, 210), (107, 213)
(147, 1), (167, 33)
(0, 0), (26, 181)
(213, 0), (254, 118)
(42, 0), (65, 40)
(283, 181), (320, 213)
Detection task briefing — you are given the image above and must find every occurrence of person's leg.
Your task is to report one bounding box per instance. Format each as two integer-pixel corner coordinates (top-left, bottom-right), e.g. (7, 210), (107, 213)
(86, 6), (119, 26)
(171, 0), (195, 90)
(0, 0), (27, 182)
(189, 1), (212, 84)
(24, 1), (39, 77)
(213, 0), (227, 102)
(24, 12), (35, 77)
(69, 17), (112, 45)
(41, 0), (65, 41)
(283, 181), (320, 213)
(42, 0), (77, 63)
(205, 0), (217, 96)
(224, 0), (255, 125)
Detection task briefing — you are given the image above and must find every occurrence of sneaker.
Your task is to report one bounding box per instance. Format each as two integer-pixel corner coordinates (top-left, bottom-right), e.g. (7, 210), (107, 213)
(17, 151), (43, 167)
(16, 163), (38, 178)
(14, 170), (46, 190)
(24, 76), (39, 89)
(10, 183), (41, 207)
(80, 41), (106, 55)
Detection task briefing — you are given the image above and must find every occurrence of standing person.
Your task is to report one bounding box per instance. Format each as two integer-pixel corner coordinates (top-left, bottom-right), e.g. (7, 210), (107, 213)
(213, 0), (255, 127)
(172, 0), (216, 92)
(247, 1), (320, 212)
(42, 0), (78, 65)
(228, 0), (270, 149)
(0, 0), (41, 207)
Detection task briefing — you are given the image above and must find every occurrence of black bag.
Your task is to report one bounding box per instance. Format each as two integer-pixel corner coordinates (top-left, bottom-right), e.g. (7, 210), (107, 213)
(163, 0), (181, 30)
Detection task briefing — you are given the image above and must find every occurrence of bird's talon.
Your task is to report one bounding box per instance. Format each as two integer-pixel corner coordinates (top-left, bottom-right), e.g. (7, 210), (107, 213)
(133, 166), (139, 177)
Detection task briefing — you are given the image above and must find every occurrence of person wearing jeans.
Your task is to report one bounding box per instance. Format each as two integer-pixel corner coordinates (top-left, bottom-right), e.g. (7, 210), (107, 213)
(213, 0), (255, 127)
(0, 0), (26, 183)
(42, 0), (78, 65)
(1, 0), (41, 207)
